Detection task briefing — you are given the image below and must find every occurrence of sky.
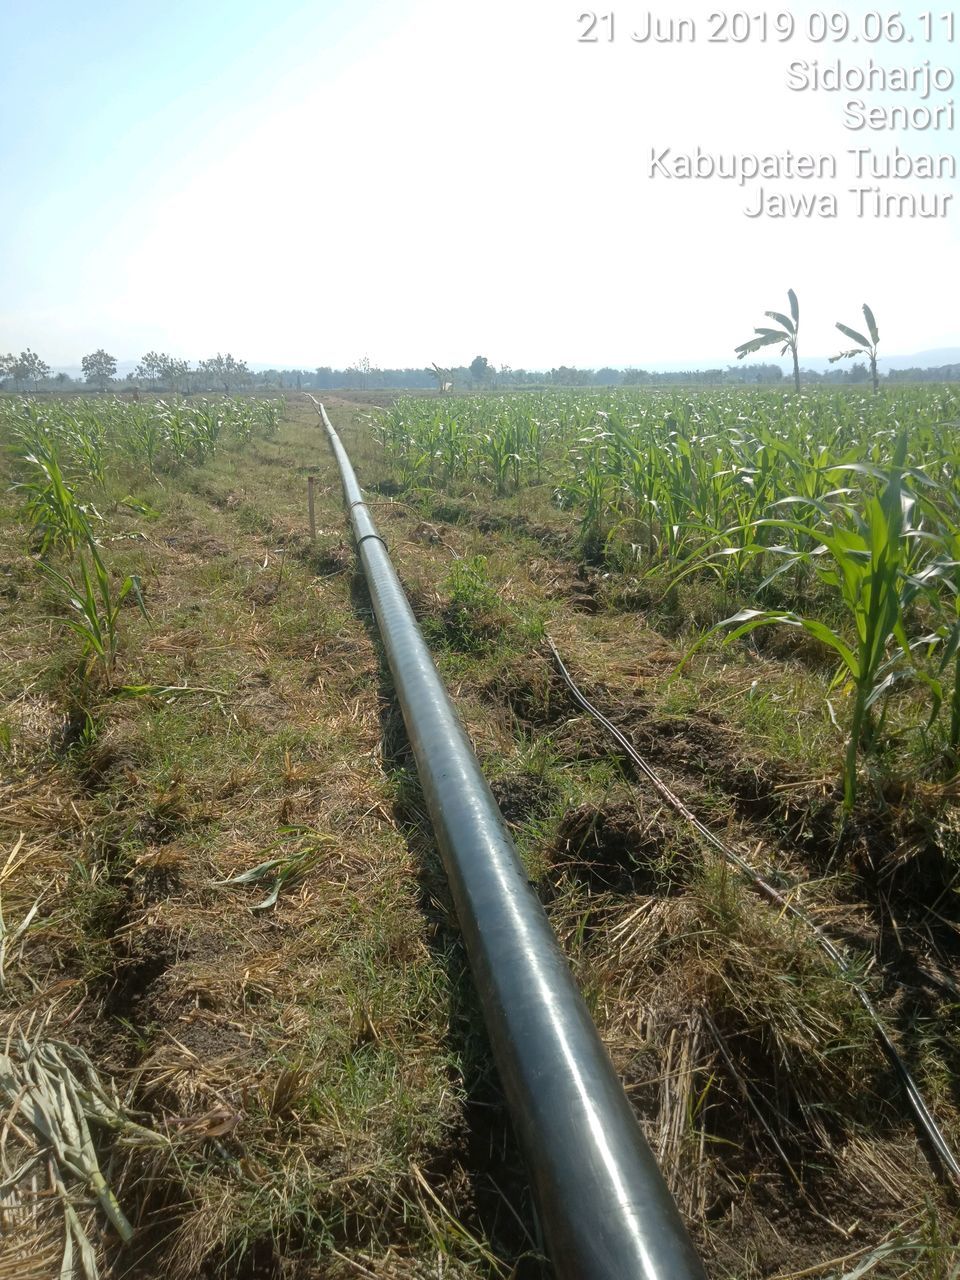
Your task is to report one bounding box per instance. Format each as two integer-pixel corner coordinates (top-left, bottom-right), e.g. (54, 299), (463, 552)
(1, 0), (957, 370)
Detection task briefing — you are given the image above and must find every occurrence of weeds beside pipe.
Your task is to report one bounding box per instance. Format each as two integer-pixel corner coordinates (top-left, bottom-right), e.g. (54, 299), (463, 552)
(545, 633), (960, 1190)
(309, 398), (707, 1280)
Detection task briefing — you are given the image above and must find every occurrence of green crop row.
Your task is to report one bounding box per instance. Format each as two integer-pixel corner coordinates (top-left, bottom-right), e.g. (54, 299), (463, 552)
(2, 394), (283, 482)
(3, 395), (283, 679)
(377, 385), (960, 807)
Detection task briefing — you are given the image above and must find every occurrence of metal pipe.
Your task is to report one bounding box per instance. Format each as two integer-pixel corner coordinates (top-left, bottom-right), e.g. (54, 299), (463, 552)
(314, 399), (707, 1280)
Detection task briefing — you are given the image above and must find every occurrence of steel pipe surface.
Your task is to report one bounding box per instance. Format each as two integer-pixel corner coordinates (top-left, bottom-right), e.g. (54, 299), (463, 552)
(316, 400), (707, 1280)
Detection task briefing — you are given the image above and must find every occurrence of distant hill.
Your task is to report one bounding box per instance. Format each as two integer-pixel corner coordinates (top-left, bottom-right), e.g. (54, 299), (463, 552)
(878, 348), (960, 372)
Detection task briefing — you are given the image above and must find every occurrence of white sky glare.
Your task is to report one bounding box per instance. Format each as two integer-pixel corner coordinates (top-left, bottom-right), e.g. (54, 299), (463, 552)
(1, 0), (957, 369)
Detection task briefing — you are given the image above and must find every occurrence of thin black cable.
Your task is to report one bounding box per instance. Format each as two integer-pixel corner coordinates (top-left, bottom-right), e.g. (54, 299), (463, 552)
(546, 634), (960, 1188)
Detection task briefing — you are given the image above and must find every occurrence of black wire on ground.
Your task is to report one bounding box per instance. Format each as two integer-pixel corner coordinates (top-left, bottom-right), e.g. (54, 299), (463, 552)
(545, 634), (960, 1190)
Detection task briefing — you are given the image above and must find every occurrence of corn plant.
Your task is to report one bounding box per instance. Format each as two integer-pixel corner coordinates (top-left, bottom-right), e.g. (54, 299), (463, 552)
(683, 440), (919, 809)
(373, 385), (960, 793)
(556, 447), (614, 559)
(41, 531), (148, 679)
(908, 489), (960, 757)
(13, 431), (94, 555)
(2, 394), (284, 485)
(60, 408), (108, 489)
(124, 404), (165, 474)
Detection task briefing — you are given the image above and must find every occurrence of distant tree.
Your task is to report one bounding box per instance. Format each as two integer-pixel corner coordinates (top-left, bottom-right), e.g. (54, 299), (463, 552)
(136, 351), (166, 386)
(54, 372), (72, 390)
(469, 355), (492, 385)
(735, 289), (801, 393)
(81, 349), (117, 392)
(160, 356), (190, 394)
(132, 351), (190, 392)
(199, 353), (249, 393)
(13, 349), (50, 392)
(0, 353), (14, 387)
(429, 362), (451, 393)
(830, 304), (881, 395)
(888, 363), (960, 383)
(724, 362), (783, 385)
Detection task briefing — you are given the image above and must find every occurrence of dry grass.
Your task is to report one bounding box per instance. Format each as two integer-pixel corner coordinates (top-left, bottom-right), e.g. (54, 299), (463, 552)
(0, 1009), (166, 1278)
(0, 397), (957, 1279)
(363, 403), (960, 1277)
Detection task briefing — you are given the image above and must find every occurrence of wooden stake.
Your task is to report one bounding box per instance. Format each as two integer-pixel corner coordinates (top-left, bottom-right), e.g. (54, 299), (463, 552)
(307, 475), (316, 543)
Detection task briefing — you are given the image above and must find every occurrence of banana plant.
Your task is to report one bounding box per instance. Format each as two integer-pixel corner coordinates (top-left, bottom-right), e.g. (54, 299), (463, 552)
(735, 289), (801, 394)
(830, 303), (881, 395)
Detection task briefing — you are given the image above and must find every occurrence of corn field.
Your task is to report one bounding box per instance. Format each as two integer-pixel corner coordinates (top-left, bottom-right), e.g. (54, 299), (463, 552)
(2, 395), (283, 680)
(377, 386), (960, 805)
(1, 395), (283, 480)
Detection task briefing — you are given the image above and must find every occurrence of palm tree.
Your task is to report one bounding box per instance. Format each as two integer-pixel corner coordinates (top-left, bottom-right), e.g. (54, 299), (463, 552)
(830, 304), (881, 395)
(735, 289), (801, 393)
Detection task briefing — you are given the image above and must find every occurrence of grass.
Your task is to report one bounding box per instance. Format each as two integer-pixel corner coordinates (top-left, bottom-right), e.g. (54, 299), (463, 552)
(0, 393), (958, 1279)
(379, 386), (960, 809)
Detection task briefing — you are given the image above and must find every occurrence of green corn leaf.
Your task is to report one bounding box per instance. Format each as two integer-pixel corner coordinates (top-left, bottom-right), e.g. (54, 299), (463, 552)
(216, 857), (286, 886)
(121, 496), (159, 516)
(120, 574), (150, 620)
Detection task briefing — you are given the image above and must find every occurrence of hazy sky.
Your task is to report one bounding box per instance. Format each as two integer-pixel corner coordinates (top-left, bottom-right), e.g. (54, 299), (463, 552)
(1, 0), (957, 368)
